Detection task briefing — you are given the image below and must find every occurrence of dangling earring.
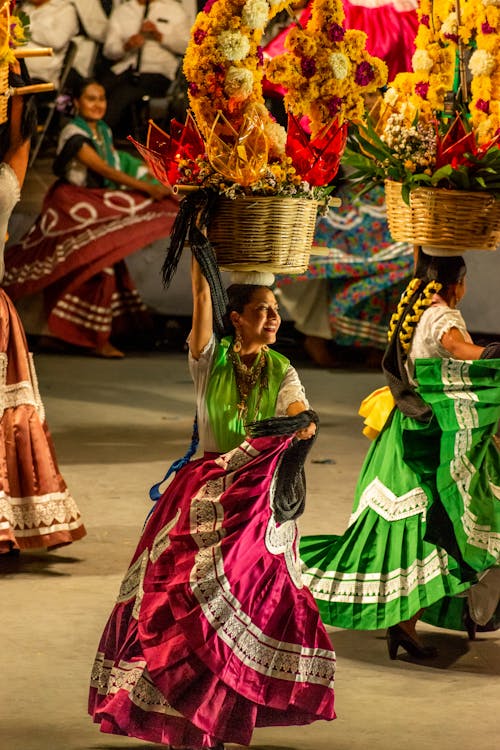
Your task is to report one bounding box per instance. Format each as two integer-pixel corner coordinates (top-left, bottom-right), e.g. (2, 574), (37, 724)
(233, 330), (242, 353)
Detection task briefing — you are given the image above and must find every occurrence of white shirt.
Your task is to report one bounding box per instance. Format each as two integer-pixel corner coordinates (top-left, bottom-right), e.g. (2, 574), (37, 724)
(406, 301), (472, 383)
(103, 0), (191, 81)
(189, 335), (309, 453)
(21, 0), (79, 84)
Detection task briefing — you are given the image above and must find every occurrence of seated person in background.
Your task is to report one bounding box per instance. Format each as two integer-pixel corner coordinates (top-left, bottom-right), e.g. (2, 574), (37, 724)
(19, 0), (79, 85)
(275, 177), (414, 368)
(68, 0), (110, 81)
(4, 78), (178, 359)
(101, 0), (191, 137)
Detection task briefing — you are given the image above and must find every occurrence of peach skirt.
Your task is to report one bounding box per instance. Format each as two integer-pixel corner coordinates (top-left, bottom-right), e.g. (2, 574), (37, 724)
(0, 289), (86, 552)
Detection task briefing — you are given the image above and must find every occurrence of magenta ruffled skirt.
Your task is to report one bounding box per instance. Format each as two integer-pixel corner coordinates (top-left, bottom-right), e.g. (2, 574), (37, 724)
(89, 435), (336, 747)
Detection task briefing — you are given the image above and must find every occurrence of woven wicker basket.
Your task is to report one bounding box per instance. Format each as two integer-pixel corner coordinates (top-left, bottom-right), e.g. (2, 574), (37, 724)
(385, 180), (500, 251)
(207, 195), (319, 274)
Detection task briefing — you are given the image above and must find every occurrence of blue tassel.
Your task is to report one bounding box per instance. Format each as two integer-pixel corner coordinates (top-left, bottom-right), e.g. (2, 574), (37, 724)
(144, 416), (199, 525)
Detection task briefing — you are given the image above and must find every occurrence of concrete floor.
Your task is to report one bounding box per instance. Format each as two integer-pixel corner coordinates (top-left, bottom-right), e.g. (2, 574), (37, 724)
(1, 352), (498, 750)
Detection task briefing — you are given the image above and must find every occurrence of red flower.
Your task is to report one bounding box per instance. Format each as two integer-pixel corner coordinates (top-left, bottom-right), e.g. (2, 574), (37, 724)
(481, 21), (495, 33)
(193, 28), (207, 45)
(354, 62), (374, 86)
(415, 81), (429, 99)
(301, 57), (317, 79)
(476, 98), (490, 114)
(327, 23), (345, 42)
(285, 114), (347, 186)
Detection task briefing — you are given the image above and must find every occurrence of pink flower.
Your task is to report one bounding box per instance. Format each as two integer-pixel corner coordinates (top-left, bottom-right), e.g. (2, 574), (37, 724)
(257, 45), (264, 66)
(327, 96), (343, 116)
(481, 21), (496, 34)
(327, 23), (345, 42)
(420, 14), (430, 27)
(301, 57), (317, 78)
(188, 82), (199, 95)
(415, 81), (429, 99)
(354, 62), (374, 86)
(476, 98), (490, 113)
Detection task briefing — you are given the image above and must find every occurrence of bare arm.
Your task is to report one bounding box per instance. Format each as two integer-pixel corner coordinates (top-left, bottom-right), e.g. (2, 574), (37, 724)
(441, 327), (484, 360)
(74, 142), (172, 200)
(4, 94), (30, 189)
(286, 399), (317, 440)
(189, 255), (213, 360)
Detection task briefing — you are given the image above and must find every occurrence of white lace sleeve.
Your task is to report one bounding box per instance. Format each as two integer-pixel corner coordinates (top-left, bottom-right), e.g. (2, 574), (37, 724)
(431, 307), (470, 353)
(407, 304), (472, 382)
(275, 365), (310, 416)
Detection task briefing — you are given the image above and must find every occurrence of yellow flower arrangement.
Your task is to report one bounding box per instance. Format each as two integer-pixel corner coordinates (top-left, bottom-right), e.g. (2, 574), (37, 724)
(183, 0), (291, 146)
(183, 0), (387, 150)
(265, 0), (387, 136)
(382, 0), (500, 144)
(0, 2), (30, 66)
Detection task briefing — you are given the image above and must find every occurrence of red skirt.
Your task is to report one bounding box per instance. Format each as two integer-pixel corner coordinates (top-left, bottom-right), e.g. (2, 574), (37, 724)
(0, 289), (86, 551)
(4, 182), (178, 348)
(89, 436), (336, 747)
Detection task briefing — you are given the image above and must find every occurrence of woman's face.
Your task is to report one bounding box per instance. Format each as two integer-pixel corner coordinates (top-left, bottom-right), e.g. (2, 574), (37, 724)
(232, 288), (281, 350)
(75, 83), (107, 123)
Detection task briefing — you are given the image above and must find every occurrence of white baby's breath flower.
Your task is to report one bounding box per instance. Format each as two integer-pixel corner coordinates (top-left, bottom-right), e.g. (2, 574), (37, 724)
(218, 30), (251, 62)
(441, 12), (458, 37)
(242, 0), (269, 29)
(224, 66), (254, 98)
(329, 52), (350, 80)
(412, 49), (433, 73)
(469, 49), (496, 77)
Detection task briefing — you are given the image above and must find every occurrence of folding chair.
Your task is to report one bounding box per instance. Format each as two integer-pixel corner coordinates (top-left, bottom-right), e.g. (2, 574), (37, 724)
(29, 40), (78, 167)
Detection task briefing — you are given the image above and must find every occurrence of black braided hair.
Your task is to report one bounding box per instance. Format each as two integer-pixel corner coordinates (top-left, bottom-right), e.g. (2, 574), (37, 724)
(162, 189), (229, 338)
(247, 410), (319, 523)
(382, 248), (467, 421)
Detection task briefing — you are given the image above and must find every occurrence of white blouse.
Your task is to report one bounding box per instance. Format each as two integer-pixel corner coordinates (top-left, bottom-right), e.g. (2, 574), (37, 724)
(406, 301), (472, 383)
(0, 163), (21, 283)
(189, 335), (309, 453)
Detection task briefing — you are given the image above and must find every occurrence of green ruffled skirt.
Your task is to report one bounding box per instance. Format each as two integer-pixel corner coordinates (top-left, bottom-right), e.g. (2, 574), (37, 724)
(301, 358), (500, 630)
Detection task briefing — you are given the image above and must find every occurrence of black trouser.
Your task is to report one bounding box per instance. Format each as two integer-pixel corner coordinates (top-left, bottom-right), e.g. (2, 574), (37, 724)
(102, 69), (170, 135)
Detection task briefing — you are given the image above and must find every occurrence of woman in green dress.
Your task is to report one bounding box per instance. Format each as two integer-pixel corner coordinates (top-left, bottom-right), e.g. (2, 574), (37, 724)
(300, 249), (500, 658)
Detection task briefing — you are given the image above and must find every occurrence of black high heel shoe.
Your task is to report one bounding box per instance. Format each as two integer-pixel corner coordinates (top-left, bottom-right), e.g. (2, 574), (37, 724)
(387, 625), (438, 660)
(463, 605), (477, 641)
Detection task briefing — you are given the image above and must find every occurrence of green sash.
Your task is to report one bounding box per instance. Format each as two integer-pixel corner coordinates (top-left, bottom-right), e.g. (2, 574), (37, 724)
(72, 116), (116, 177)
(206, 336), (290, 453)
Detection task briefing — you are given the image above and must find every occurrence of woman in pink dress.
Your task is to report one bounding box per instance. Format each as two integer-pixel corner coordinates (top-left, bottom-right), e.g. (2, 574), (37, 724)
(88, 250), (336, 747)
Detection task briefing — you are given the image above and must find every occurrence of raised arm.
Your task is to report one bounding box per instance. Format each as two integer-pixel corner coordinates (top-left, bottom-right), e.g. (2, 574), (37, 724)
(189, 255), (213, 360)
(441, 327), (484, 360)
(74, 142), (172, 200)
(3, 85), (30, 189)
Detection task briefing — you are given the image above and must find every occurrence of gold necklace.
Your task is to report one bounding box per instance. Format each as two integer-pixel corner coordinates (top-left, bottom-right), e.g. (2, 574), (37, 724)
(227, 345), (268, 422)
